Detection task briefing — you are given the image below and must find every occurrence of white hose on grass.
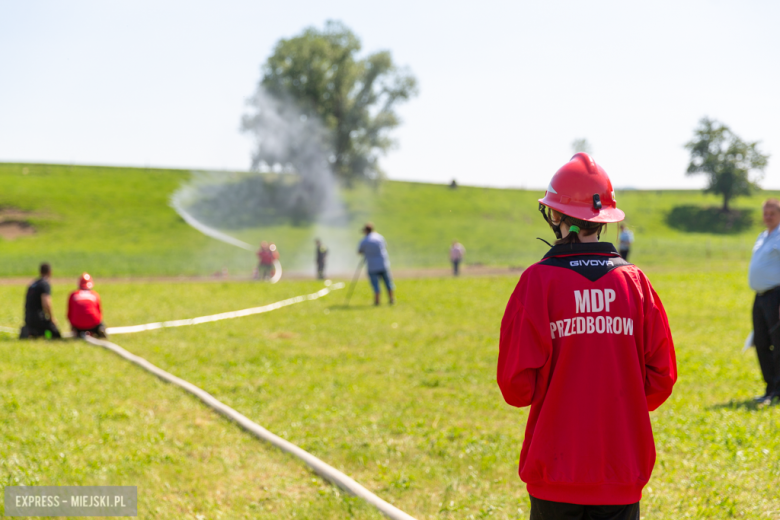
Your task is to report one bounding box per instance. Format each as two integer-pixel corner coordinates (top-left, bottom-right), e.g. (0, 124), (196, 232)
(270, 259), (283, 284)
(107, 283), (342, 335)
(83, 335), (417, 520)
(0, 283), (341, 336)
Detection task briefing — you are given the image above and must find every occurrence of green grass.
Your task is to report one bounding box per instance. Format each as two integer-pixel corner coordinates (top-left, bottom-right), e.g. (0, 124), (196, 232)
(1, 272), (778, 518)
(0, 282), (385, 519)
(1, 162), (777, 277)
(2, 161), (779, 518)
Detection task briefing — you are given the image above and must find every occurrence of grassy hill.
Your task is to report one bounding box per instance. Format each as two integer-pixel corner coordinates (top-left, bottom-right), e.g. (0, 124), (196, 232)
(2, 162), (779, 518)
(0, 162), (775, 277)
(0, 163), (205, 277)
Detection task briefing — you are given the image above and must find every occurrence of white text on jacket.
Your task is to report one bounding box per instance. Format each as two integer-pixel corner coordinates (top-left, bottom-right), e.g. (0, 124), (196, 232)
(548, 289), (633, 339)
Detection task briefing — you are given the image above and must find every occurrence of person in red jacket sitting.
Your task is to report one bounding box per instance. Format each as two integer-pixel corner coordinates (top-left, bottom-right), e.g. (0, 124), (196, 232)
(497, 153), (677, 520)
(67, 273), (107, 338)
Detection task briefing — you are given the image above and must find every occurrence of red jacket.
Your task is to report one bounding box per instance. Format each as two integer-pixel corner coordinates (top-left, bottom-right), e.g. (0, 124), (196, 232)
(67, 289), (102, 330)
(497, 243), (676, 505)
(258, 249), (279, 265)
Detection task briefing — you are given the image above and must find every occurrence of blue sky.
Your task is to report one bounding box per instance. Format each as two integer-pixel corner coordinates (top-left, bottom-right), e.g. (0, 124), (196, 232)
(1, 0), (778, 189)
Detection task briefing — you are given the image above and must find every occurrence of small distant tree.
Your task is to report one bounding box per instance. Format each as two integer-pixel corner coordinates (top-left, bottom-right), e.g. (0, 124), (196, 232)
(571, 138), (592, 155)
(246, 21), (418, 185)
(685, 118), (769, 212)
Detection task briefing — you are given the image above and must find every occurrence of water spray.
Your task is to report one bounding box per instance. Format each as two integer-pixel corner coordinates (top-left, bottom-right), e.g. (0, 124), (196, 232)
(170, 87), (358, 277)
(171, 191), (284, 283)
(171, 192), (254, 251)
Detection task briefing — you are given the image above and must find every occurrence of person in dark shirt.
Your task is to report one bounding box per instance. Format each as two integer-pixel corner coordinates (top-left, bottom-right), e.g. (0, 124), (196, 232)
(20, 262), (61, 339)
(315, 239), (328, 279)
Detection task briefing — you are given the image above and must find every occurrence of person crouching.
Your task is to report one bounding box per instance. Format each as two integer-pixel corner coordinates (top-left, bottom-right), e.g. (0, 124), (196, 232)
(67, 273), (107, 338)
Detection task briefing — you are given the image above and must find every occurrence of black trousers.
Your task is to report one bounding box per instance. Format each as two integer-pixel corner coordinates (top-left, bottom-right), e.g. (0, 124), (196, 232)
(753, 289), (780, 396)
(530, 496), (639, 520)
(619, 248), (630, 261)
(72, 323), (107, 339)
(20, 321), (62, 339)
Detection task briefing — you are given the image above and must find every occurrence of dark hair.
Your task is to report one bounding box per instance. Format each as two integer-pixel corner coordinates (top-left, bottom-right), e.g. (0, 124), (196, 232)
(554, 214), (605, 246)
(40, 262), (51, 276)
(363, 222), (374, 233)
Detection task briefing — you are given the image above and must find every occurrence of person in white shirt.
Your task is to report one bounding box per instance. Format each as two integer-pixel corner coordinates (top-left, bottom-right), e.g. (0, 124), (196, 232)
(748, 198), (780, 405)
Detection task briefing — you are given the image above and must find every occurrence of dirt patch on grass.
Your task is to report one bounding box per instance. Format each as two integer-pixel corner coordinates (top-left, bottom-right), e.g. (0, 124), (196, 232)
(0, 206), (37, 239)
(269, 331), (299, 339)
(0, 221), (35, 239)
(0, 265), (523, 285)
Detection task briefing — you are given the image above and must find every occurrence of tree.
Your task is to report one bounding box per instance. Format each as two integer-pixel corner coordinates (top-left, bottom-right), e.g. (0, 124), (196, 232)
(244, 21), (418, 184)
(685, 118), (769, 212)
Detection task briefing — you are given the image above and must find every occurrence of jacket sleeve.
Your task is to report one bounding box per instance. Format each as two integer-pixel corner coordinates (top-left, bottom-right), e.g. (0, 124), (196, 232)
(497, 275), (551, 408)
(641, 278), (677, 411)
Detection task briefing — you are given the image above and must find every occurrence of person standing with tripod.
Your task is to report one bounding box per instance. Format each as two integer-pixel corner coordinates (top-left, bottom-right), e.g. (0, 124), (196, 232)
(358, 223), (395, 306)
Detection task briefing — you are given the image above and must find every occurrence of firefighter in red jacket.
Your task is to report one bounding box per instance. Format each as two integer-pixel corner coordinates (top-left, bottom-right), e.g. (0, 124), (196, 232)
(255, 241), (280, 280)
(497, 153), (677, 520)
(67, 273), (107, 338)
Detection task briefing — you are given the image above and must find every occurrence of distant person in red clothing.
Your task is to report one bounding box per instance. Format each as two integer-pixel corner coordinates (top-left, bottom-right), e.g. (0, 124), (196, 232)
(497, 153), (677, 520)
(67, 273), (107, 338)
(255, 241), (280, 281)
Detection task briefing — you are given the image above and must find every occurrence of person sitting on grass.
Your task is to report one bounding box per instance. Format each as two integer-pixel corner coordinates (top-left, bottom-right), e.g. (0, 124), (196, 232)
(497, 153), (677, 520)
(358, 222), (395, 306)
(20, 262), (61, 339)
(67, 273), (107, 338)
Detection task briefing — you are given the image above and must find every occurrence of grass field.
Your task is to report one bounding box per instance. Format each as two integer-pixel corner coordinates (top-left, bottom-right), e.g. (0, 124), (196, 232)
(1, 271), (778, 519)
(0, 162), (777, 277)
(2, 161), (779, 518)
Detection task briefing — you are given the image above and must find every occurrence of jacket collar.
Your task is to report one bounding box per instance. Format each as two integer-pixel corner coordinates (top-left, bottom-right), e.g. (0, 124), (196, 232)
(542, 242), (619, 260)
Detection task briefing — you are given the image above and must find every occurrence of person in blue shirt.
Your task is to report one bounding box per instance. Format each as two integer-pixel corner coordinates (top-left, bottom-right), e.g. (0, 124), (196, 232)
(358, 223), (395, 306)
(748, 198), (780, 405)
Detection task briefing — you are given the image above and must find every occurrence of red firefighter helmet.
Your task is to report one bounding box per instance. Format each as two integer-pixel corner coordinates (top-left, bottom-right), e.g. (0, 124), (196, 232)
(79, 273), (94, 290)
(538, 153), (625, 223)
